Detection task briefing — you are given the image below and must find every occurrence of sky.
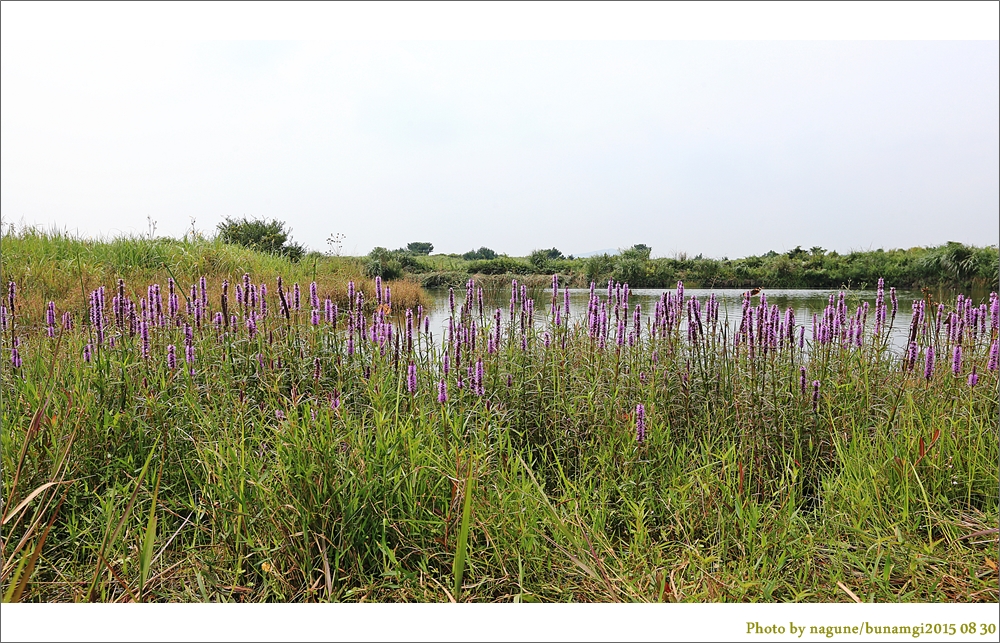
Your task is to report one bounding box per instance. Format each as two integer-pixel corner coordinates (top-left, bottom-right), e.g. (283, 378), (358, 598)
(2, 28), (998, 259)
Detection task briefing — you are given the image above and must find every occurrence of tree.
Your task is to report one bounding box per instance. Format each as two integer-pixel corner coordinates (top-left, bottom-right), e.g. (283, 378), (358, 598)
(462, 247), (497, 261)
(406, 242), (434, 255)
(216, 216), (305, 261)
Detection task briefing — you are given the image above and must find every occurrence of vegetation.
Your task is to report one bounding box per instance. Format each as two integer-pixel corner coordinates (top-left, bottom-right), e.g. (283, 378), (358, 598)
(216, 217), (306, 262)
(406, 242), (434, 256)
(401, 243), (998, 292)
(1, 231), (997, 603)
(462, 247), (497, 261)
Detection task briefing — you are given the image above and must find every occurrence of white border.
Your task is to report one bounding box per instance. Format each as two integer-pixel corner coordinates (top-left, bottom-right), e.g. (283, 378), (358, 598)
(1, 0), (998, 41)
(2, 602), (999, 642)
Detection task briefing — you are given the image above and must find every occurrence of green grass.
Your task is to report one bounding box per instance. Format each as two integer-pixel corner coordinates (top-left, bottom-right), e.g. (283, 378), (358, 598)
(0, 236), (997, 603)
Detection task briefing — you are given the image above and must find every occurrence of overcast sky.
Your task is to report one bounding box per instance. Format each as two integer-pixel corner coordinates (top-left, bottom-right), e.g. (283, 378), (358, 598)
(1, 39), (997, 258)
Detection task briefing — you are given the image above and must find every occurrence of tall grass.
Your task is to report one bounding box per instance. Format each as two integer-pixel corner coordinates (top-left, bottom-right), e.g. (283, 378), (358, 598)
(0, 255), (996, 602)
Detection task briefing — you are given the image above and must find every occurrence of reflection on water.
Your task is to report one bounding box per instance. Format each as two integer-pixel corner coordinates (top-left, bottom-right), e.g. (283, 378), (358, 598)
(423, 286), (967, 353)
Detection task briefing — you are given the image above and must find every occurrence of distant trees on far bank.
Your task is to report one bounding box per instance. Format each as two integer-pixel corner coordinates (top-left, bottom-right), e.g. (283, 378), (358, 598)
(205, 218), (997, 291)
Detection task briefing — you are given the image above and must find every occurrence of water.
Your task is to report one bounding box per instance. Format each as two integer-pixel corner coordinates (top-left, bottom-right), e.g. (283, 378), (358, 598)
(423, 286), (933, 353)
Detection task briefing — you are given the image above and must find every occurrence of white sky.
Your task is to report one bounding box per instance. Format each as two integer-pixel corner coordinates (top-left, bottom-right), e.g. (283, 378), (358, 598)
(1, 3), (998, 258)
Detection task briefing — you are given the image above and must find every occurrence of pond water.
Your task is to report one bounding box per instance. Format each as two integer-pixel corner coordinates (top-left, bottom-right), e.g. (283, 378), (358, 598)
(421, 286), (983, 353)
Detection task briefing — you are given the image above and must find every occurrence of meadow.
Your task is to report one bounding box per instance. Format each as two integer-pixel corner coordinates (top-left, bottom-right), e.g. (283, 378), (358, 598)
(1, 232), (997, 603)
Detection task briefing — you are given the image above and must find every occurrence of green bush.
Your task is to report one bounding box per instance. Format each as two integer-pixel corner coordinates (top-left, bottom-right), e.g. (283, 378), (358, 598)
(466, 257), (532, 275)
(462, 247), (498, 261)
(216, 216), (305, 262)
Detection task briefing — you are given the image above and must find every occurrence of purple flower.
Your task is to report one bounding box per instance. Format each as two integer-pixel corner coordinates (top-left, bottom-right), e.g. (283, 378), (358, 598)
(475, 358), (484, 396)
(83, 343), (91, 364)
(968, 366), (978, 388)
(924, 346), (935, 380)
(952, 345), (962, 375)
(989, 341), (998, 372)
(275, 409), (285, 421)
(167, 344), (177, 370)
(438, 378), (448, 403)
(12, 341), (22, 369)
(140, 321), (150, 359)
(330, 390), (341, 411)
(407, 363), (417, 395)
(293, 283), (301, 311)
(812, 381), (820, 413)
(635, 404), (646, 443)
(186, 343), (195, 367)
(310, 281), (319, 309)
(800, 366), (807, 395)
(314, 357), (322, 381)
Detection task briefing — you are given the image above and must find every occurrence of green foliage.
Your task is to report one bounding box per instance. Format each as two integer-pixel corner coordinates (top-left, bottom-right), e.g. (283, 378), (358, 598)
(364, 247), (404, 280)
(216, 217), (305, 262)
(462, 247), (497, 261)
(406, 242), (434, 256)
(1, 266), (995, 603)
(466, 257), (532, 275)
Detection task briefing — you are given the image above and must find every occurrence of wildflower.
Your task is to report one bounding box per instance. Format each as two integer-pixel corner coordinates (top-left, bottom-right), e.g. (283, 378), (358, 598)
(167, 344), (177, 370)
(438, 378), (448, 404)
(83, 343), (91, 364)
(408, 363), (417, 395)
(314, 357), (322, 381)
(800, 366), (807, 395)
(989, 341), (998, 372)
(812, 381), (820, 413)
(924, 346), (935, 381)
(12, 339), (22, 369)
(952, 345), (962, 376)
(275, 409), (285, 421)
(635, 404), (646, 443)
(968, 366), (978, 388)
(140, 321), (150, 359)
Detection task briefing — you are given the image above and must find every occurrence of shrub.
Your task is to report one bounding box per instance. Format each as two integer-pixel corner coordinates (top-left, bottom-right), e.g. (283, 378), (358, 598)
(216, 217), (305, 262)
(466, 257), (532, 275)
(462, 247), (498, 261)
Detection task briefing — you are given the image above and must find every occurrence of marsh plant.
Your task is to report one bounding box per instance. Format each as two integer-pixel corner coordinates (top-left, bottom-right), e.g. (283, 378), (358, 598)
(1, 269), (997, 602)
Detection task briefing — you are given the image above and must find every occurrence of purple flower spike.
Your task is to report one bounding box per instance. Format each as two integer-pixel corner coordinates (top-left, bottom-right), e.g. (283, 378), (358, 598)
(408, 363), (417, 395)
(924, 345), (935, 381)
(968, 366), (978, 388)
(800, 366), (807, 395)
(812, 381), (820, 413)
(635, 404), (646, 443)
(989, 341), (998, 372)
(167, 344), (177, 370)
(952, 345), (962, 375)
(438, 378), (448, 403)
(83, 343), (91, 364)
